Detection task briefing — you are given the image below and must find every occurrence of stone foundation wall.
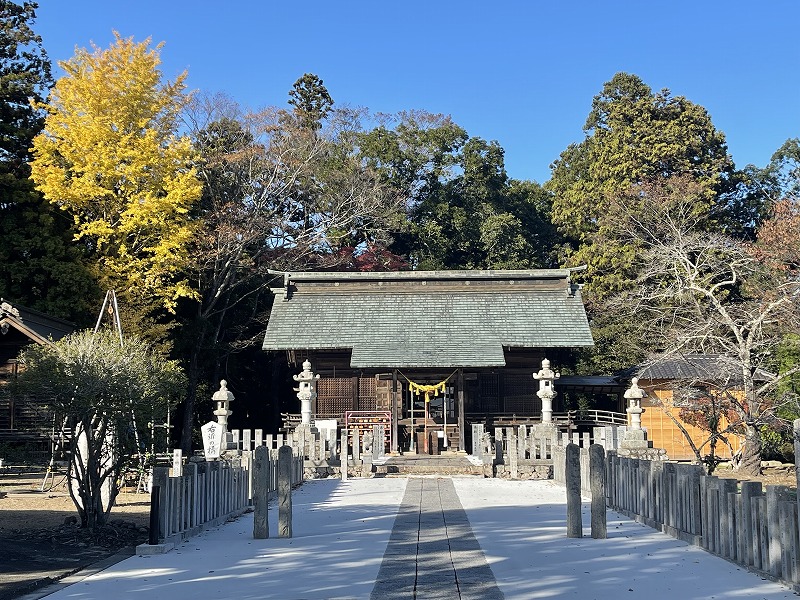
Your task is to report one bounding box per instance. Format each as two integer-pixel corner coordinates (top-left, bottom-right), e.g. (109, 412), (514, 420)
(617, 447), (668, 461)
(493, 463), (553, 480)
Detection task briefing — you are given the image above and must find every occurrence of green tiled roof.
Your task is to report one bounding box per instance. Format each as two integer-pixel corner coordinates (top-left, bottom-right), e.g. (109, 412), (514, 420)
(262, 270), (593, 368)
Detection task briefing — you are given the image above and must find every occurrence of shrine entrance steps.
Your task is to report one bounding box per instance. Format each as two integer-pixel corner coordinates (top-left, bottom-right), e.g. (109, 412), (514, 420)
(374, 453), (486, 476)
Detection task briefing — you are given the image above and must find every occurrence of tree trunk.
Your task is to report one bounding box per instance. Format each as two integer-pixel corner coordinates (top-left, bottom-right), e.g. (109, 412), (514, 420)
(737, 424), (762, 476)
(180, 345), (201, 454)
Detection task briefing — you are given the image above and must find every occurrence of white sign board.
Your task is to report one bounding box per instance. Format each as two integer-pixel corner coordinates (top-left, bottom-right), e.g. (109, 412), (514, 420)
(201, 421), (224, 459)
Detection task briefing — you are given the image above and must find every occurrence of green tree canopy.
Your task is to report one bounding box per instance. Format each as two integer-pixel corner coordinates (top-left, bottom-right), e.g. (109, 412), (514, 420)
(288, 73), (333, 130)
(357, 112), (560, 270)
(547, 72), (754, 301)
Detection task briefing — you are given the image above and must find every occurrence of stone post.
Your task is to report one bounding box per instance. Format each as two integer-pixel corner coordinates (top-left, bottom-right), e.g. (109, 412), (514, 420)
(373, 424), (384, 460)
(472, 424), (484, 458)
(533, 358), (560, 424)
(353, 429), (361, 462)
(509, 433), (518, 479)
(566, 443), (583, 538)
(589, 444), (607, 539)
(341, 429), (348, 481)
(278, 445), (293, 538)
(253, 446), (270, 539)
(172, 449), (183, 476)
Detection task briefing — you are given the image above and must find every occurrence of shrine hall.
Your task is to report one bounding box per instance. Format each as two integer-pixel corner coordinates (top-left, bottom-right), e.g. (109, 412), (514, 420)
(262, 269), (595, 454)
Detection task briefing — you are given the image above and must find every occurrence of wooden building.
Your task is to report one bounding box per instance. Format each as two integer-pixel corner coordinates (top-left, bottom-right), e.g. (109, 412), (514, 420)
(0, 300), (75, 443)
(262, 269), (594, 452)
(636, 355), (746, 461)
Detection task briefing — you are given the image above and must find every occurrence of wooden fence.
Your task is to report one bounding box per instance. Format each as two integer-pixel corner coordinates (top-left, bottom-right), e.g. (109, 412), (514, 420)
(152, 450), (304, 545)
(553, 444), (800, 590)
(229, 428), (337, 462)
(606, 452), (799, 586)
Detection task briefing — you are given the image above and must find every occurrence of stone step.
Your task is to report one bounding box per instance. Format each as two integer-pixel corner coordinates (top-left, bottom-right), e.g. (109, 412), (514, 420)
(375, 455), (487, 476)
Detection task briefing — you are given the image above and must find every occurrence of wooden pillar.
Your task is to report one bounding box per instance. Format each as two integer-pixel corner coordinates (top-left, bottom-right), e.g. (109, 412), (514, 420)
(458, 369), (465, 452)
(391, 369), (398, 453)
(498, 371), (505, 414)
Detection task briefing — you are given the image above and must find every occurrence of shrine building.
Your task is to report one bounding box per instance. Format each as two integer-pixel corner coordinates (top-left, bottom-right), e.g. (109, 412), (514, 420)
(262, 269), (594, 453)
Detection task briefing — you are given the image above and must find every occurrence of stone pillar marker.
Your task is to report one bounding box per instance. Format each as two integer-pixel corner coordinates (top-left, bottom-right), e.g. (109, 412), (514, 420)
(278, 445), (293, 538)
(172, 449), (183, 476)
(566, 443), (582, 538)
(341, 429), (348, 481)
(253, 446), (269, 539)
(589, 444), (607, 539)
(533, 358), (560, 424)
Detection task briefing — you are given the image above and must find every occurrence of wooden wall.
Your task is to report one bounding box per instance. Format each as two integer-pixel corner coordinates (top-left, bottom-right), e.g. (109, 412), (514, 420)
(640, 388), (743, 461)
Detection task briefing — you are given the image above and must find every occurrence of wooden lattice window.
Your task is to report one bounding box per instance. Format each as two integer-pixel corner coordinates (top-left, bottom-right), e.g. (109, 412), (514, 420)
(476, 374), (500, 413)
(504, 373), (539, 414)
(356, 377), (377, 411)
(317, 378), (354, 417)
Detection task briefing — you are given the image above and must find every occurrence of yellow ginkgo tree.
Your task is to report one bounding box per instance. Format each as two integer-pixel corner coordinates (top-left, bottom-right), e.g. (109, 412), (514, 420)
(31, 33), (202, 314)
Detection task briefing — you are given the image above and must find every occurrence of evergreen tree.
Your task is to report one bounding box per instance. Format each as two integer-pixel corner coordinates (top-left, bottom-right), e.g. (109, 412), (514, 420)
(0, 1), (97, 322)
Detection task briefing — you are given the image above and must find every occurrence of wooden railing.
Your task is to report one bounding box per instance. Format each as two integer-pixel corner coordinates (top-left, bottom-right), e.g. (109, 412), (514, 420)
(468, 410), (627, 427)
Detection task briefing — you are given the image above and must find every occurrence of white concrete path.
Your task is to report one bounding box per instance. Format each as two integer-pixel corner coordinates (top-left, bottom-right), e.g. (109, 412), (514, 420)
(36, 477), (797, 600)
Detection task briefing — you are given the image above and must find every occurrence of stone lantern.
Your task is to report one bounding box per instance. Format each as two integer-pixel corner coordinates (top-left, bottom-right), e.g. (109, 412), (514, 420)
(213, 379), (234, 429)
(533, 358), (560, 424)
(293, 360), (320, 427)
(624, 377), (645, 431)
(202, 380), (235, 459)
(621, 377), (650, 451)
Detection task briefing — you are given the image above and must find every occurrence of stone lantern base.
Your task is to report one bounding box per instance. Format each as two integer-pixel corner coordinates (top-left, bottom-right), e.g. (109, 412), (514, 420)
(620, 428), (650, 450)
(529, 422), (559, 440)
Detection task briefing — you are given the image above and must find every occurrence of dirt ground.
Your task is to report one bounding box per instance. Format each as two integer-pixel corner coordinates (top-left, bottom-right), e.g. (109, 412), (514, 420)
(0, 466), (150, 600)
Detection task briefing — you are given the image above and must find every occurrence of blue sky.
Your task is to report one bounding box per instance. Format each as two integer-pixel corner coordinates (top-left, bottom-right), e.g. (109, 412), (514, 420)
(35, 1), (799, 184)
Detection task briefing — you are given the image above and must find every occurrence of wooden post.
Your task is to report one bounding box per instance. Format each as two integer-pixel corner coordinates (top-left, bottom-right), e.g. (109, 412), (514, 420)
(740, 481), (761, 567)
(278, 445), (293, 538)
(253, 446), (269, 539)
(767, 485), (792, 577)
(392, 370), (398, 454)
(152, 466), (169, 543)
(566, 443), (582, 538)
(719, 478), (737, 559)
(795, 419), (800, 528)
(458, 369), (465, 452)
(590, 444), (607, 539)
